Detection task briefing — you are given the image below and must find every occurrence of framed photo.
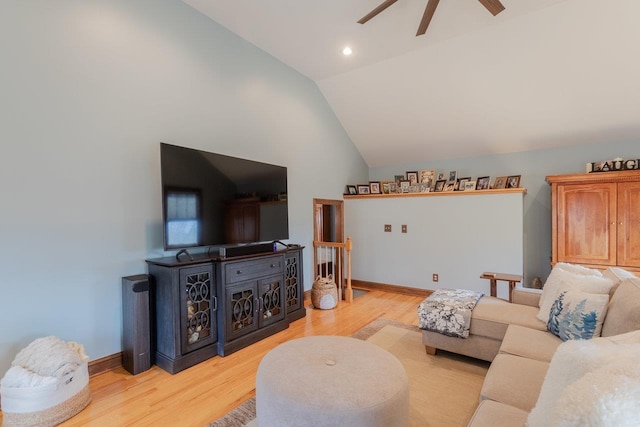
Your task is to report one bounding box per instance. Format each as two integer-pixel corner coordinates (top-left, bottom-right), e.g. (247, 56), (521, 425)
(369, 181), (381, 194)
(419, 183), (431, 193)
(394, 174), (405, 184)
(447, 170), (457, 182)
(464, 180), (477, 191)
(506, 175), (521, 188)
(434, 179), (446, 192)
(382, 182), (391, 194)
(345, 185), (357, 195)
(493, 176), (508, 189)
(420, 169), (436, 188)
(437, 172), (446, 181)
(357, 184), (370, 195)
(406, 171), (419, 185)
(389, 182), (397, 193)
(399, 180), (410, 193)
(444, 181), (456, 192)
(457, 177), (471, 191)
(476, 176), (491, 190)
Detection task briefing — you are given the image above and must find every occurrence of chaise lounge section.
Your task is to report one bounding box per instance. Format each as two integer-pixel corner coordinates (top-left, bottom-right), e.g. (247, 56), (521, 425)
(422, 287), (545, 362)
(422, 263), (640, 426)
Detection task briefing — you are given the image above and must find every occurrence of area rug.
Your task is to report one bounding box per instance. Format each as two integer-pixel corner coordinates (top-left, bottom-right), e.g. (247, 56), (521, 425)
(206, 317), (489, 427)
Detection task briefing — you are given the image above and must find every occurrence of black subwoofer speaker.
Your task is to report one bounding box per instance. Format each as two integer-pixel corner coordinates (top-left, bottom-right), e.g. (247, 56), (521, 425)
(122, 274), (152, 375)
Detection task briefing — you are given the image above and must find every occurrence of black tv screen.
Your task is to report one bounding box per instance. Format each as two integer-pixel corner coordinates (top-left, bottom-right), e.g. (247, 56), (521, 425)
(160, 143), (289, 250)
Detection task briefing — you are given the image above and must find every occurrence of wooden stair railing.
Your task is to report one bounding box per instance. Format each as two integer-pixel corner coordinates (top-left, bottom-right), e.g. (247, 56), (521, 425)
(312, 237), (353, 302)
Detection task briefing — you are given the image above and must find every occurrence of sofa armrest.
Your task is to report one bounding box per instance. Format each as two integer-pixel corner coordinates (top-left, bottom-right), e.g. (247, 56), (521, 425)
(511, 287), (542, 307)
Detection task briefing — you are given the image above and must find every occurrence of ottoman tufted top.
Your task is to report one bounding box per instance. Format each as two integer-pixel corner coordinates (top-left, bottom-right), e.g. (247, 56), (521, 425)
(256, 335), (409, 426)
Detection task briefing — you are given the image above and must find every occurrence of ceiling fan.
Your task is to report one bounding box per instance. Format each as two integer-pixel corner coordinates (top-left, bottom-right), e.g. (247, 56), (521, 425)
(358, 0), (506, 36)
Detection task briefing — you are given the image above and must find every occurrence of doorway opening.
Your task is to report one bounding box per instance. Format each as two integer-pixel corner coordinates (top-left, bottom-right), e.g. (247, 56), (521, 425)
(312, 199), (353, 302)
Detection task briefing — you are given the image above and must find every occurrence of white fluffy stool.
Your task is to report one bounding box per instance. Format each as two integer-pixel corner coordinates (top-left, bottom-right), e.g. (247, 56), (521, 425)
(256, 335), (409, 427)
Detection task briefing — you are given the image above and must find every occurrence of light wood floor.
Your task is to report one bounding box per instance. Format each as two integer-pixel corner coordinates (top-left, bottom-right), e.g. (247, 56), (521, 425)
(3, 289), (425, 427)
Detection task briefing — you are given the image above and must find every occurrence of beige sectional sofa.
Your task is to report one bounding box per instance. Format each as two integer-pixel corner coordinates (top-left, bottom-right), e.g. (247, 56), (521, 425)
(421, 265), (640, 426)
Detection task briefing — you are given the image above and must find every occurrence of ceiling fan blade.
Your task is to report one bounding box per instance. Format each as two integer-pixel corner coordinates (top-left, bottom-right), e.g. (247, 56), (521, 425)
(478, 0), (505, 16)
(357, 0), (399, 24)
(416, 0), (440, 36)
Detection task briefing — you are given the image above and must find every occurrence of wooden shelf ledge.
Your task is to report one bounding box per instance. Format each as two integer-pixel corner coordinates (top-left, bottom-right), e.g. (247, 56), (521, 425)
(344, 187), (526, 199)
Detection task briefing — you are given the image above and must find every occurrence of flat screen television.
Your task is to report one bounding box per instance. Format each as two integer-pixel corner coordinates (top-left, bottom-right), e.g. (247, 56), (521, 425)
(160, 143), (289, 250)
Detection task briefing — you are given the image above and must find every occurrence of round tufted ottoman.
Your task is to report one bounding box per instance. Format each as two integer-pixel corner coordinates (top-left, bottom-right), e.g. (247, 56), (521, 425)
(255, 335), (409, 427)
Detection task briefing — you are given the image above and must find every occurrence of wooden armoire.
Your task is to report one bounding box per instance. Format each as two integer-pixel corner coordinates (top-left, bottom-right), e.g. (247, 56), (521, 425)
(547, 170), (640, 273)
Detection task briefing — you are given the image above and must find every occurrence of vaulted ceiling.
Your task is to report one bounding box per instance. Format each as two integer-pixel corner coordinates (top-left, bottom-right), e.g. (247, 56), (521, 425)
(183, 0), (640, 167)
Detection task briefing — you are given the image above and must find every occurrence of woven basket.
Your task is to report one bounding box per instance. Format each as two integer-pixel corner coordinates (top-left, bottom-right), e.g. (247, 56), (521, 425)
(1, 361), (91, 427)
(311, 275), (338, 310)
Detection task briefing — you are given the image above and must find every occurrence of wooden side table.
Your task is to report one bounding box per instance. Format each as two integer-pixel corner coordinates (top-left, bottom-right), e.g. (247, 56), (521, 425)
(480, 272), (523, 302)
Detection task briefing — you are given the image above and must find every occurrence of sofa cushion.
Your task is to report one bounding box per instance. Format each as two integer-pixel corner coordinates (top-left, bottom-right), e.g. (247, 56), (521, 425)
(480, 354), (548, 412)
(466, 400), (528, 427)
(527, 337), (640, 427)
(546, 282), (610, 341)
(499, 325), (562, 363)
(536, 267), (613, 323)
(510, 287), (542, 307)
(471, 297), (545, 341)
(601, 277), (640, 337)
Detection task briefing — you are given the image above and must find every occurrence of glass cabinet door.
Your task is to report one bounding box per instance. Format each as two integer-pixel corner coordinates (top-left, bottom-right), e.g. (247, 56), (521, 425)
(285, 252), (302, 315)
(258, 275), (285, 328)
(180, 265), (217, 354)
(226, 281), (259, 341)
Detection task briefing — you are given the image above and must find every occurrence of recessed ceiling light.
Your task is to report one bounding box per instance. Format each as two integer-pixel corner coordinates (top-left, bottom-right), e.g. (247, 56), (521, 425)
(342, 47), (353, 56)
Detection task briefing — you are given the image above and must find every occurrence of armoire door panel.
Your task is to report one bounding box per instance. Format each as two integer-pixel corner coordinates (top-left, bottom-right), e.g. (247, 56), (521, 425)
(617, 181), (640, 267)
(557, 183), (617, 265)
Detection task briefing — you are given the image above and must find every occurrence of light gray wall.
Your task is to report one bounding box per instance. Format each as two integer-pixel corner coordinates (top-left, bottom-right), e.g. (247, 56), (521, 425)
(370, 140), (639, 287)
(345, 193), (524, 300)
(0, 1), (368, 375)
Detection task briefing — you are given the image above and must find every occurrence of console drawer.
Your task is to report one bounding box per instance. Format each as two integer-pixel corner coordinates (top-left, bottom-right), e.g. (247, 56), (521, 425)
(225, 255), (283, 284)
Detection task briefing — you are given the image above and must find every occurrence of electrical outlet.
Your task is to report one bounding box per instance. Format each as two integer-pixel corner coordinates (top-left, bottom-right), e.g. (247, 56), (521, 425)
(384, 224), (392, 232)
(432, 274), (439, 282)
(401, 224), (407, 233)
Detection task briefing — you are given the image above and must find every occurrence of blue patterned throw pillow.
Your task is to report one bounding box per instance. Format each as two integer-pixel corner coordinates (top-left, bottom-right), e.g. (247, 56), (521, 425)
(547, 283), (610, 341)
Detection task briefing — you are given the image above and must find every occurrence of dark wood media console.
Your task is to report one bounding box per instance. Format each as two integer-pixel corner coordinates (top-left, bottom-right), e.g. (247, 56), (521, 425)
(146, 246), (304, 374)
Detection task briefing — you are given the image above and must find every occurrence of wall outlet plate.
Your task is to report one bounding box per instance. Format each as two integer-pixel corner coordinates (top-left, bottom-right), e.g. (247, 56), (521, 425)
(432, 274), (439, 282)
(384, 224), (392, 232)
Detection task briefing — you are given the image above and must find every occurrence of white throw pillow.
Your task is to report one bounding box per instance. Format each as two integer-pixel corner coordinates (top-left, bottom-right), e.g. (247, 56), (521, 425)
(553, 262), (603, 278)
(602, 266), (637, 295)
(527, 339), (640, 427)
(538, 263), (603, 309)
(537, 267), (613, 323)
(546, 282), (609, 340)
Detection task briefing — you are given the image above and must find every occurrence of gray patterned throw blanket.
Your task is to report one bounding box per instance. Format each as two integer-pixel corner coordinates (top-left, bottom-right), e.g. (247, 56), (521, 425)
(418, 288), (484, 338)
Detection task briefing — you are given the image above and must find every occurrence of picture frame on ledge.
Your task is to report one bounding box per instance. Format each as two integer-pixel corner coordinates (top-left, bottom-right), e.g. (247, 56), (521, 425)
(369, 181), (381, 194)
(399, 180), (411, 193)
(464, 181), (477, 191)
(444, 181), (456, 192)
(476, 176), (491, 190)
(493, 176), (508, 189)
(357, 184), (370, 195)
(434, 179), (446, 192)
(420, 169), (436, 188)
(406, 171), (419, 185)
(506, 175), (521, 188)
(346, 185), (357, 195)
(382, 182), (391, 194)
(457, 177), (471, 191)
